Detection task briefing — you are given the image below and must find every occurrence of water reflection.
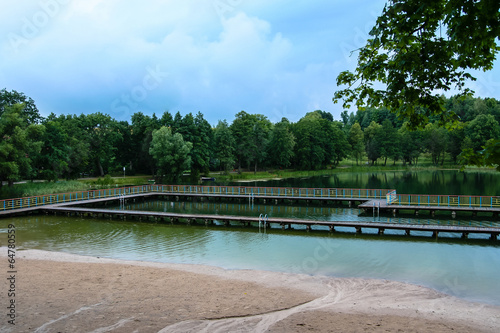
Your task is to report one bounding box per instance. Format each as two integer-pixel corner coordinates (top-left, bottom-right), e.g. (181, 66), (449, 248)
(226, 170), (500, 196)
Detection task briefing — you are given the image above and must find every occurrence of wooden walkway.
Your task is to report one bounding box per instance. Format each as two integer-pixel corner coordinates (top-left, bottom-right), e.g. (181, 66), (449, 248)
(40, 205), (500, 240)
(359, 199), (500, 217)
(2, 189), (499, 240)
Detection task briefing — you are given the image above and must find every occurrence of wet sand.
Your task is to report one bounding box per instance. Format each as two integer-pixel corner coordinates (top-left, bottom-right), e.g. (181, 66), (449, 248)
(1, 249), (499, 332)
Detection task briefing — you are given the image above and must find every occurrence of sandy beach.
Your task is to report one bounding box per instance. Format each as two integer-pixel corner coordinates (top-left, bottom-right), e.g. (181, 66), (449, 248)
(1, 249), (499, 332)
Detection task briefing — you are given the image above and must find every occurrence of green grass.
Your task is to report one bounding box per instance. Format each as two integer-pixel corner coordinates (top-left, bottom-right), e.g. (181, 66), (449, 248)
(0, 175), (152, 199)
(0, 180), (91, 199)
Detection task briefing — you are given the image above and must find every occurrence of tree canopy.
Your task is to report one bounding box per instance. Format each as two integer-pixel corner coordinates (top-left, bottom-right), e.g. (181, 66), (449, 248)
(149, 126), (192, 183)
(333, 0), (500, 129)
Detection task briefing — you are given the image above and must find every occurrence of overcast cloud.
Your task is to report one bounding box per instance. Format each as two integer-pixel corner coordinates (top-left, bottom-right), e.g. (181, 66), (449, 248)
(1, 0), (499, 125)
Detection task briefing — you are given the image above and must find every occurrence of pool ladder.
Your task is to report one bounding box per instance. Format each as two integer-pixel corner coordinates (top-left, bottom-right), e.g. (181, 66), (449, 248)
(259, 213), (268, 232)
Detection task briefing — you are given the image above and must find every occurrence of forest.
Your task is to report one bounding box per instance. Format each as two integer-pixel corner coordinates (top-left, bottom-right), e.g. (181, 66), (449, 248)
(1, 88), (499, 186)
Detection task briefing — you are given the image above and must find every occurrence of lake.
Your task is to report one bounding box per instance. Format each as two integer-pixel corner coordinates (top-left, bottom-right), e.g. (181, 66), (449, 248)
(1, 170), (499, 305)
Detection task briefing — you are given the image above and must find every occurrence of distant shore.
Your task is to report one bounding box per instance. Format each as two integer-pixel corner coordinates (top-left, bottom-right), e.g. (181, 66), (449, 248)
(1, 249), (498, 332)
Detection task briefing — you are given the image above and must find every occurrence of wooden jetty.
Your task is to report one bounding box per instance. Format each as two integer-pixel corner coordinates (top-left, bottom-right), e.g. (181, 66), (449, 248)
(1, 184), (499, 240)
(2, 184), (499, 218)
(359, 199), (500, 218)
(33, 204), (499, 240)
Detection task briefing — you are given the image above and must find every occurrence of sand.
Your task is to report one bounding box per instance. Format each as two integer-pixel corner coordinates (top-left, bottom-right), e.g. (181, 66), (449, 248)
(1, 249), (499, 333)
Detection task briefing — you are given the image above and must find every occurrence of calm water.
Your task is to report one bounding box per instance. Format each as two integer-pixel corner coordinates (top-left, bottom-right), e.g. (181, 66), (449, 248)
(1, 170), (499, 305)
(226, 170), (500, 196)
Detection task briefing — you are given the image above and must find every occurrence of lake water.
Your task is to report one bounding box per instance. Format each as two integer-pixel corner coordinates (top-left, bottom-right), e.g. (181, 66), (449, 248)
(1, 170), (499, 305)
(226, 170), (500, 196)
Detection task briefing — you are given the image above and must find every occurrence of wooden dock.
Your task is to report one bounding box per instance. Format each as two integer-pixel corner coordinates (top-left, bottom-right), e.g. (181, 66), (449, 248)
(38, 205), (500, 240)
(359, 199), (500, 218)
(1, 185), (499, 240)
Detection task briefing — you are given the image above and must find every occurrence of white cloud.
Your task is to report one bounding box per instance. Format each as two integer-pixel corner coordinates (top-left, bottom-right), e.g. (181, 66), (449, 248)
(1, 0), (499, 124)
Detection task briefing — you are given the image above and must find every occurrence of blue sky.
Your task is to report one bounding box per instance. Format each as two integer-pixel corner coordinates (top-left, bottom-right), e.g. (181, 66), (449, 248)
(1, 0), (500, 125)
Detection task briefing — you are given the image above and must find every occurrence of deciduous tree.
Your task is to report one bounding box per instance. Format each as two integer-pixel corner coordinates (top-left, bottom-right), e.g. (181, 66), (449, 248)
(334, 0), (500, 128)
(213, 120), (235, 174)
(149, 126), (192, 183)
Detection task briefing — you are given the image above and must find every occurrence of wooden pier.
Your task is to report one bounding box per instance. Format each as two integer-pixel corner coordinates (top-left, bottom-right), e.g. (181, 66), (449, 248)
(1, 184), (499, 240)
(34, 204), (500, 240)
(359, 199), (500, 218)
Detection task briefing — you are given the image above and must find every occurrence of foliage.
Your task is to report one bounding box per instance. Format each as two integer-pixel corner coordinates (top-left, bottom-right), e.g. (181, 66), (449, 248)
(38, 121), (70, 181)
(348, 123), (364, 165)
(465, 114), (500, 151)
(0, 88), (42, 124)
(130, 112), (160, 175)
(230, 111), (272, 173)
(190, 112), (213, 177)
(423, 123), (448, 165)
(213, 120), (235, 174)
(149, 126), (192, 183)
(399, 124), (424, 165)
(82, 112), (123, 177)
(268, 118), (296, 168)
(378, 119), (399, 165)
(334, 0), (500, 129)
(0, 104), (44, 186)
(1, 88), (500, 185)
(363, 121), (382, 165)
(96, 174), (115, 186)
(292, 112), (348, 169)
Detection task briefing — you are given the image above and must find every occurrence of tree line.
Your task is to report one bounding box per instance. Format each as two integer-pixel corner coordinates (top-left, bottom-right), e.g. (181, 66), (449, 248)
(1, 88), (499, 186)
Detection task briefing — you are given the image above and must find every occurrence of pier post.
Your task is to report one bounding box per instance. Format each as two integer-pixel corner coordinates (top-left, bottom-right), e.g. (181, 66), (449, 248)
(430, 210), (435, 217)
(451, 211), (456, 218)
(491, 233), (498, 241)
(405, 229), (411, 236)
(432, 231), (439, 238)
(392, 209), (397, 216)
(462, 232), (469, 239)
(329, 225), (335, 233)
(378, 228), (384, 235)
(281, 223), (285, 231)
(306, 225), (311, 231)
(355, 227), (362, 234)
(415, 210), (419, 216)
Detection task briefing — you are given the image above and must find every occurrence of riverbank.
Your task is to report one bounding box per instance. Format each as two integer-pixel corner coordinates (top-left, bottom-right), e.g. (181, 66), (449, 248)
(1, 249), (498, 332)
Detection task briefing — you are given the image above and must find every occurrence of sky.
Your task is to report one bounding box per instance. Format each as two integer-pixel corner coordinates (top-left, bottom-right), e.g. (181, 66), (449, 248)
(1, 0), (500, 126)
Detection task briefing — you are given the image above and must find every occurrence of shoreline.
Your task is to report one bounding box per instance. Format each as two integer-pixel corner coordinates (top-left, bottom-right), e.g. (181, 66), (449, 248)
(1, 249), (499, 332)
